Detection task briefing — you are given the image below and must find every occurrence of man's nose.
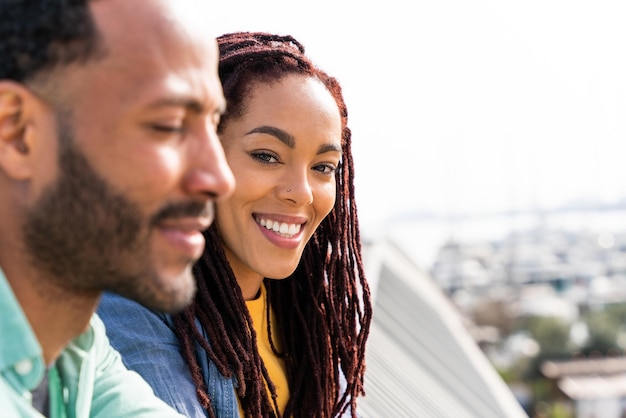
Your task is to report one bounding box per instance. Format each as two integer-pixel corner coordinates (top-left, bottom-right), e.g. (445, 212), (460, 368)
(184, 123), (235, 201)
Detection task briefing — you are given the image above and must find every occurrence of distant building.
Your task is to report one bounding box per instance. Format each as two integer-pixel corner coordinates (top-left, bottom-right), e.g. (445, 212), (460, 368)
(360, 238), (528, 418)
(541, 357), (626, 418)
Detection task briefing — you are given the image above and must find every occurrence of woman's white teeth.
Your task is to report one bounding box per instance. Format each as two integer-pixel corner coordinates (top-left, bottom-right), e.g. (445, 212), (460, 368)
(259, 218), (301, 236)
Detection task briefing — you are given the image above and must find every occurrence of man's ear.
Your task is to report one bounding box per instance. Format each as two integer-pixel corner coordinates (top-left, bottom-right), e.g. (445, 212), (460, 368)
(0, 81), (36, 180)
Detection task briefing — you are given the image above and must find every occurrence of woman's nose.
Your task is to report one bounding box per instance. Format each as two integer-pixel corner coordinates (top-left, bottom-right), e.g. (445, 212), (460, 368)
(277, 171), (313, 206)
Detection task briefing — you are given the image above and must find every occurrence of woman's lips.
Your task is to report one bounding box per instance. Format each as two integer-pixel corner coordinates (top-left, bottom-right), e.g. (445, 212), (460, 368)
(254, 215), (306, 250)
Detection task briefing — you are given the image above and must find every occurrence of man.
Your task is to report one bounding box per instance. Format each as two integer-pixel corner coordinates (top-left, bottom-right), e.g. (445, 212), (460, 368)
(0, 0), (235, 416)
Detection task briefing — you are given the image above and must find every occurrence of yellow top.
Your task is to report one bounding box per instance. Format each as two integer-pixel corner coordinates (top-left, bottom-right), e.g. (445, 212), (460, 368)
(239, 284), (289, 416)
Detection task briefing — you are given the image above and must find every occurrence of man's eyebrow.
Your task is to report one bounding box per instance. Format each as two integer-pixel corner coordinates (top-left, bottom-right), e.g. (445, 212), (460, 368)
(147, 96), (226, 115)
(245, 125), (295, 148)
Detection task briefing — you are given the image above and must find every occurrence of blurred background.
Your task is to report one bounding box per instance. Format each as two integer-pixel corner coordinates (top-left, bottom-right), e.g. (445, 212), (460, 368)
(203, 1), (626, 417)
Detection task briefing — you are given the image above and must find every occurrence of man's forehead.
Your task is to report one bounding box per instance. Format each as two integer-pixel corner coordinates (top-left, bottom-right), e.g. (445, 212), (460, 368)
(36, 0), (219, 115)
(90, 0), (169, 49)
(90, 0), (218, 47)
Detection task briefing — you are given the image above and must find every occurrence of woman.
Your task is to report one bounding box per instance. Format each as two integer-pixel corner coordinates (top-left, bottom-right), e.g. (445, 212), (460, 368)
(98, 32), (372, 418)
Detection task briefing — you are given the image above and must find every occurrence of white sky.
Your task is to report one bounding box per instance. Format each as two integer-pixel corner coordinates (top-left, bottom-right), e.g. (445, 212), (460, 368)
(203, 1), (626, 229)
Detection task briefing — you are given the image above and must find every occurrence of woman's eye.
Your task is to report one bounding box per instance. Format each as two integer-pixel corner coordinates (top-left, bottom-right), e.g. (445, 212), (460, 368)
(315, 163), (337, 174)
(251, 151), (279, 164)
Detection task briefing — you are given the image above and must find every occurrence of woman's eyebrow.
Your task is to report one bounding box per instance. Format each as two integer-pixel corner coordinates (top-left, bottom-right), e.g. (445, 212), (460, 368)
(246, 126), (342, 155)
(246, 125), (295, 148)
(317, 143), (342, 155)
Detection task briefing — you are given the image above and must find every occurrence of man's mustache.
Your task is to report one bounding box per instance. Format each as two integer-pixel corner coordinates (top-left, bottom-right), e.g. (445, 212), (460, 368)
(151, 201), (214, 225)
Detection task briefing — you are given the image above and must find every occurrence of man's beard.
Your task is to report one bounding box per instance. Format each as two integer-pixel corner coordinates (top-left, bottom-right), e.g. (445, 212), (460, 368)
(21, 123), (202, 313)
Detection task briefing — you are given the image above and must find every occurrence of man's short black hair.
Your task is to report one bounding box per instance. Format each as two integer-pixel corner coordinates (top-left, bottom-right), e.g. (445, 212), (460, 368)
(0, 0), (101, 82)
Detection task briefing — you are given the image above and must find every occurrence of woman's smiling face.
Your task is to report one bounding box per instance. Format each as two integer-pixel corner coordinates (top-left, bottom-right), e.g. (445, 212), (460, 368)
(216, 74), (342, 298)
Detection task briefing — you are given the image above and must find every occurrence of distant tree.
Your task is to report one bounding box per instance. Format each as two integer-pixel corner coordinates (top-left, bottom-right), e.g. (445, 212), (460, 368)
(548, 401), (572, 418)
(519, 316), (572, 381)
(605, 302), (626, 324)
(581, 305), (625, 354)
(522, 316), (571, 355)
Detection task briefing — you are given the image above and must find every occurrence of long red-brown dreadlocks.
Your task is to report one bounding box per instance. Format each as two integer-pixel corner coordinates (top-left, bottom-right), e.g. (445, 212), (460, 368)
(172, 32), (372, 418)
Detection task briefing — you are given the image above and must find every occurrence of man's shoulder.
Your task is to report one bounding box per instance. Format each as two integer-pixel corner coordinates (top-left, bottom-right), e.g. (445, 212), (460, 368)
(56, 312), (186, 418)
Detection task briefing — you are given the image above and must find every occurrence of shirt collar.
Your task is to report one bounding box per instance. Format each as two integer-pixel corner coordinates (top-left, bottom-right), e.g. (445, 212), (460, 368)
(0, 266), (46, 391)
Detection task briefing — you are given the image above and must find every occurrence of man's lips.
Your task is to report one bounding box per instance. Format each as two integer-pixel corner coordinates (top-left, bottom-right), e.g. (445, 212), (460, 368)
(156, 217), (212, 259)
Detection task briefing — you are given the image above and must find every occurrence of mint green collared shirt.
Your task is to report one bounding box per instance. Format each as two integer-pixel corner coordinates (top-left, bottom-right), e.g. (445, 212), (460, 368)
(0, 267), (185, 418)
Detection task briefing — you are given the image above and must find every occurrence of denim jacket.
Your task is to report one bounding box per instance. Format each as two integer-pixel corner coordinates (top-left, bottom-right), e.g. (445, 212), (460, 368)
(97, 293), (240, 418)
